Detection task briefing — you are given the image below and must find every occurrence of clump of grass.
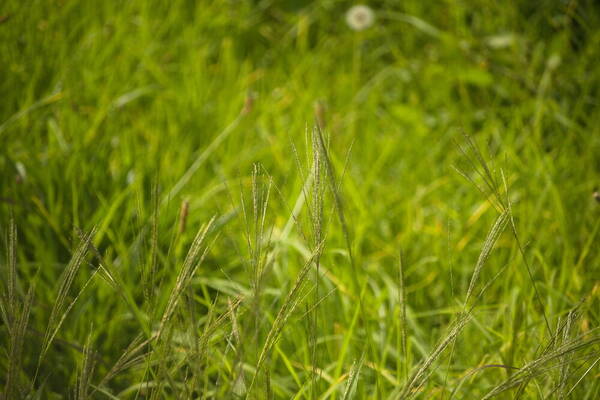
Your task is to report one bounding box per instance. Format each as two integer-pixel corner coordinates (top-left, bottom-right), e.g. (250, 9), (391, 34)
(2, 1), (600, 398)
(36, 228), (96, 382)
(247, 240), (325, 395)
(1, 218), (35, 399)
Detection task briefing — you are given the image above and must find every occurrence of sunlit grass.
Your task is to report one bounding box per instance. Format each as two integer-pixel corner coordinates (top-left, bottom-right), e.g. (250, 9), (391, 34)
(1, 1), (599, 398)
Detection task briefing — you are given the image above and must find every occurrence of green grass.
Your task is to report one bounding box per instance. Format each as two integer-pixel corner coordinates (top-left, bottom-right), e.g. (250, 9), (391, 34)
(1, 0), (600, 398)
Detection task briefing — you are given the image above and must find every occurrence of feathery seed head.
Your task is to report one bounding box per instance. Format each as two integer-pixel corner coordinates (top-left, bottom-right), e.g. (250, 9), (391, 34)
(346, 5), (375, 31)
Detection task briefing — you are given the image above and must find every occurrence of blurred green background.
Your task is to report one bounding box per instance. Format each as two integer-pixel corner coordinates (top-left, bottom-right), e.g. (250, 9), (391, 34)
(1, 1), (599, 398)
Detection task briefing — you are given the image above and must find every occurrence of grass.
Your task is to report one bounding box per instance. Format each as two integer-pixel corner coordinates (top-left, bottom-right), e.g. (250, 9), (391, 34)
(1, 0), (600, 398)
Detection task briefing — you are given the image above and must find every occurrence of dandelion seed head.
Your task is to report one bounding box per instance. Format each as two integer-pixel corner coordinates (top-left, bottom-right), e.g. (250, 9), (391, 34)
(346, 5), (374, 31)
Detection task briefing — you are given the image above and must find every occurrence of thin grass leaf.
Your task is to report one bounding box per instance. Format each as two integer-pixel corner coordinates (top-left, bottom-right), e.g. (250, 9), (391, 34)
(4, 284), (34, 400)
(163, 113), (244, 205)
(397, 311), (472, 399)
(342, 353), (366, 400)
(246, 240), (325, 396)
(313, 126), (355, 281)
(145, 175), (160, 304)
(145, 218), (217, 399)
(464, 210), (509, 306)
(95, 333), (156, 391)
(35, 228), (95, 381)
(398, 250), (408, 381)
(456, 135), (505, 210)
(37, 271), (98, 381)
(501, 170), (551, 335)
(481, 335), (600, 399)
(397, 260), (510, 399)
(449, 363), (520, 399)
(74, 227), (117, 290)
(157, 216), (215, 338)
(564, 356), (600, 397)
(7, 213), (17, 327)
(77, 330), (96, 400)
(558, 309), (577, 398)
(309, 129), (326, 398)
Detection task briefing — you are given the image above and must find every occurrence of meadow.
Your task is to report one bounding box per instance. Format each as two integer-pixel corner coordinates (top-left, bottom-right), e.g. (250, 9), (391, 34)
(1, 0), (599, 398)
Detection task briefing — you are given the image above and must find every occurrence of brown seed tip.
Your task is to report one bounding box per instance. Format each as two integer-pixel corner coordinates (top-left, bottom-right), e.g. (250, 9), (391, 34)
(178, 199), (190, 234)
(241, 92), (256, 115)
(314, 101), (326, 131)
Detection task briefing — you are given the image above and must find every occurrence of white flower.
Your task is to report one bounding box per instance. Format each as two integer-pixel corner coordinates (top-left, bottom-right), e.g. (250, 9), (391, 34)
(346, 5), (375, 31)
